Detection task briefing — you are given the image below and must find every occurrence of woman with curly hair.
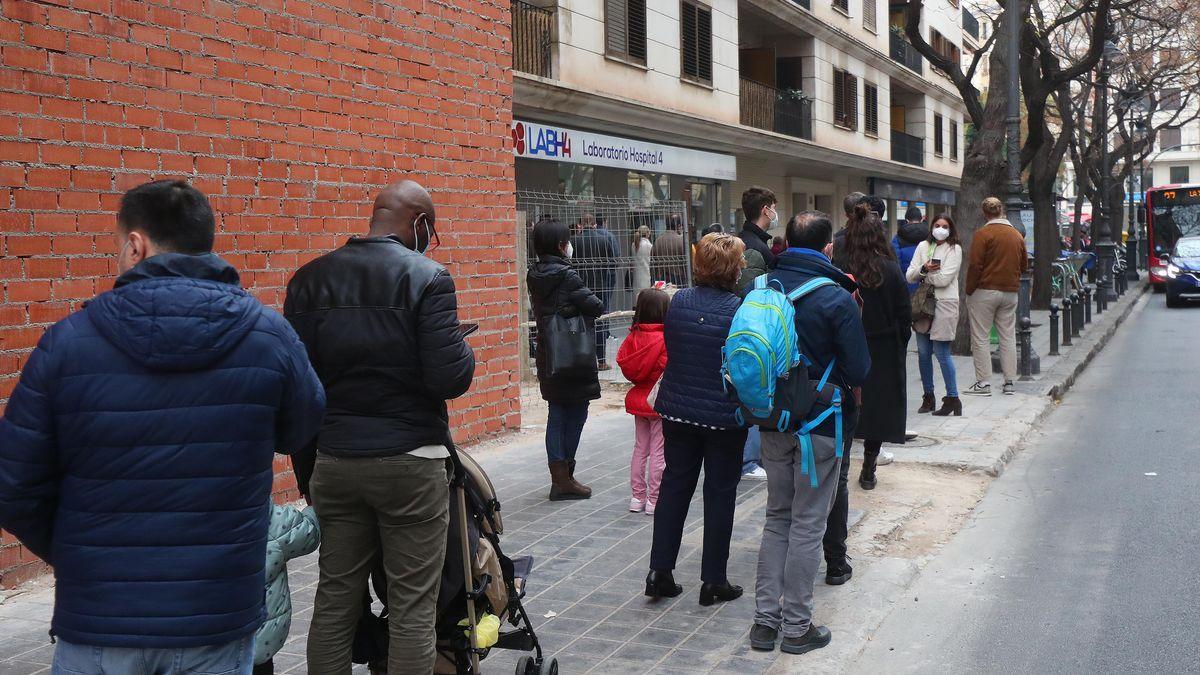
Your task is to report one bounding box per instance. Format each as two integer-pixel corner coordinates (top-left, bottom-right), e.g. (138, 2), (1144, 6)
(838, 203), (912, 490)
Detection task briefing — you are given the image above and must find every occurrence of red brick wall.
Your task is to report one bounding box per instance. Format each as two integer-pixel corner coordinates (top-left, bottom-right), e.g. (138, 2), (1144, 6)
(0, 0), (518, 588)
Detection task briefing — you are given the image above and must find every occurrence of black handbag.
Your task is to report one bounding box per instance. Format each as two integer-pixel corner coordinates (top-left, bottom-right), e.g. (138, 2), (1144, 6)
(544, 311), (596, 378)
(910, 243), (938, 322)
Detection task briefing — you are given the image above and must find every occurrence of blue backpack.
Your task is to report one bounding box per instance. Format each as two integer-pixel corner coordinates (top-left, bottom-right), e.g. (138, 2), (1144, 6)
(722, 275), (845, 487)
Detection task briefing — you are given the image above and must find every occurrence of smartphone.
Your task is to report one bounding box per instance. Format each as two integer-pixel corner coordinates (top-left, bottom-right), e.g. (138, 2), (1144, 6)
(459, 322), (479, 337)
(930, 258), (941, 265)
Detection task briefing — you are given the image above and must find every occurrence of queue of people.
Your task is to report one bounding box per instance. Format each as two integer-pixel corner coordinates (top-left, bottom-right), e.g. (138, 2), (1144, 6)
(528, 187), (1028, 656)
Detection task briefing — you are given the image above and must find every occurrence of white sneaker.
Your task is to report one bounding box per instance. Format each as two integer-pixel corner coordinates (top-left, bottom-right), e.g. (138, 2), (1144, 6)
(743, 466), (768, 480)
(629, 498), (645, 513)
(964, 381), (992, 396)
(645, 501), (656, 515)
(876, 450), (895, 466)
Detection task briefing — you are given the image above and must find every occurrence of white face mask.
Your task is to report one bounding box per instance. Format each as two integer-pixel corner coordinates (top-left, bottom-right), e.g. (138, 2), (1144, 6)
(767, 206), (779, 229)
(932, 227), (950, 242)
(563, 242), (574, 259)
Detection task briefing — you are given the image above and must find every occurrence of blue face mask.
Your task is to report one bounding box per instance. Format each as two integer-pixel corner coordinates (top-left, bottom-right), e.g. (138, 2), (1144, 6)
(414, 215), (438, 255)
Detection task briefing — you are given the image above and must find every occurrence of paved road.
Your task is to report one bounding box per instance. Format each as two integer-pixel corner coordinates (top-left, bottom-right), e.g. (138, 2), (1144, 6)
(851, 294), (1200, 674)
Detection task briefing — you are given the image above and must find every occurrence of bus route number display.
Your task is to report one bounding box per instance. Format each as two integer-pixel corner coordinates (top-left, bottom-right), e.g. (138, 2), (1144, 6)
(1155, 189), (1200, 204)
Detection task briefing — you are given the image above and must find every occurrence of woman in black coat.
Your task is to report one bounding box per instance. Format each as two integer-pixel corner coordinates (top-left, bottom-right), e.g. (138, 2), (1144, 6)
(838, 203), (912, 490)
(528, 219), (605, 501)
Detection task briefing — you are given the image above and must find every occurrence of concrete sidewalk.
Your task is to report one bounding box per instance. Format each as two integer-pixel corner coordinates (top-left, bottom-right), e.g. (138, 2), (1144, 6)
(0, 284), (1150, 675)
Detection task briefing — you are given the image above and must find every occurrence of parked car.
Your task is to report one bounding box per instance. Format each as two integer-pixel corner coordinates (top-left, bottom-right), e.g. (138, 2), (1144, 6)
(1165, 237), (1200, 307)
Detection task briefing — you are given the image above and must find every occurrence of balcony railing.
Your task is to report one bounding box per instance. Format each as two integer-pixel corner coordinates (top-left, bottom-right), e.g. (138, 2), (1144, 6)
(891, 130), (925, 167)
(962, 8), (980, 41)
(740, 78), (813, 141)
(889, 30), (924, 75)
(512, 0), (553, 78)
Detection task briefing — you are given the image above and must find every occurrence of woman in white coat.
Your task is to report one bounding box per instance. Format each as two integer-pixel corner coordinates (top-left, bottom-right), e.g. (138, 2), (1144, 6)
(906, 214), (963, 417)
(633, 225), (653, 290)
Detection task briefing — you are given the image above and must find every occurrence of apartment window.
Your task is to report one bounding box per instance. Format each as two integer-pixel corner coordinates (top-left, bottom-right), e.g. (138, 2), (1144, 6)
(833, 69), (858, 131)
(1161, 126), (1182, 152)
(934, 114), (944, 156)
(1163, 88), (1182, 111)
(864, 83), (879, 136)
(1171, 166), (1190, 184)
(863, 0), (876, 32)
(930, 29), (961, 65)
(950, 120), (959, 160)
(832, 0), (849, 15)
(606, 0), (648, 65)
(680, 0), (713, 85)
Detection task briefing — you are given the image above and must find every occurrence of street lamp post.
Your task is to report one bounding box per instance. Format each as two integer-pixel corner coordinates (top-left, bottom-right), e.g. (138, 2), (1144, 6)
(1121, 91), (1148, 282)
(1004, 0), (1023, 230)
(1094, 41), (1123, 301)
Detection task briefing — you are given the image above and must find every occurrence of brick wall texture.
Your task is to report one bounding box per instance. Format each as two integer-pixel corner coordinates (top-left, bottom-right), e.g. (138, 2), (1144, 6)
(0, 0), (518, 587)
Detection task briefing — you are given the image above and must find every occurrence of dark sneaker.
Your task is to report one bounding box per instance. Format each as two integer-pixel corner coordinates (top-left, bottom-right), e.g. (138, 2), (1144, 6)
(750, 623), (778, 651)
(1002, 381), (1016, 395)
(964, 381), (992, 397)
(825, 560), (853, 586)
(781, 624), (832, 655)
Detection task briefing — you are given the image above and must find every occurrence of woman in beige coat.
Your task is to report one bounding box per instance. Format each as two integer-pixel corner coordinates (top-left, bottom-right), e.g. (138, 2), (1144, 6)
(906, 214), (964, 416)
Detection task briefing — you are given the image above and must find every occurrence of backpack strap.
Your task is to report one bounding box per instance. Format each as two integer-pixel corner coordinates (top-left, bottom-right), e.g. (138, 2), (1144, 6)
(785, 276), (836, 302)
(795, 387), (845, 488)
(816, 358), (837, 391)
(754, 274), (768, 290)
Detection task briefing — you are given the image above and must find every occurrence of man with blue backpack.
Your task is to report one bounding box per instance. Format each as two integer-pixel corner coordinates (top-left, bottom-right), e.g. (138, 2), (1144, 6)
(729, 211), (870, 656)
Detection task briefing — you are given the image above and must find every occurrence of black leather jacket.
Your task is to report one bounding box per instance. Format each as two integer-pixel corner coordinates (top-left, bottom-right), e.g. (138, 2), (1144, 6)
(284, 236), (475, 462)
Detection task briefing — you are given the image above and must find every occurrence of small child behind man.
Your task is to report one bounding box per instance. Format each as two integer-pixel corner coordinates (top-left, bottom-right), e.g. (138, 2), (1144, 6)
(252, 502), (321, 674)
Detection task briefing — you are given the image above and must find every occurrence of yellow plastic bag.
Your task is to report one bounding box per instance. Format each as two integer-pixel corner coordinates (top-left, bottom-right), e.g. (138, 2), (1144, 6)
(458, 613), (500, 649)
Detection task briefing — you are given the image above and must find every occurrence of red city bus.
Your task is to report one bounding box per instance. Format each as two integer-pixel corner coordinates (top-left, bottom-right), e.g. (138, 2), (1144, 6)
(1147, 184), (1200, 289)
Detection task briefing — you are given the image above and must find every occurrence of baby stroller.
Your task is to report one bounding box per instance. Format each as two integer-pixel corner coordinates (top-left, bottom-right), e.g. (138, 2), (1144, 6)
(435, 445), (557, 675)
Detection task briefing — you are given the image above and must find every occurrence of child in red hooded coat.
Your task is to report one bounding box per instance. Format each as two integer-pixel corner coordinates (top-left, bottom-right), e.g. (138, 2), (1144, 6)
(617, 287), (671, 514)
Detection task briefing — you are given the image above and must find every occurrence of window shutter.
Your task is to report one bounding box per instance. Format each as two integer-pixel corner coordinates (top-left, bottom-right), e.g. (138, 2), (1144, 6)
(681, 2), (697, 80)
(934, 114), (944, 155)
(606, 0), (628, 57)
(865, 84), (878, 136)
(628, 0), (647, 62)
(833, 0), (848, 12)
(951, 121), (958, 159)
(846, 73), (858, 131)
(863, 0), (876, 32)
(833, 70), (846, 127)
(697, 5), (712, 83)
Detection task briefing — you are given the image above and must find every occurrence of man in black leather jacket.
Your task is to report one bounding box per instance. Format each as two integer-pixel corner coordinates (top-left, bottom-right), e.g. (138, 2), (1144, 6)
(284, 179), (476, 674)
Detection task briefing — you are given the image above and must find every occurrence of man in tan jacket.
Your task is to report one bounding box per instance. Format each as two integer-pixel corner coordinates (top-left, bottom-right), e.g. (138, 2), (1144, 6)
(964, 197), (1027, 396)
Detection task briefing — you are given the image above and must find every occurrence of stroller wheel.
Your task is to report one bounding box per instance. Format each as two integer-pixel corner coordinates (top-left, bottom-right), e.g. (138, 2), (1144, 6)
(515, 656), (533, 675)
(539, 658), (559, 675)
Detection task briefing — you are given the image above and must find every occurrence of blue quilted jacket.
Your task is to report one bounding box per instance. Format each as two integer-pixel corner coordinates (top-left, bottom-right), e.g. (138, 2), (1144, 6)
(0, 253), (325, 648)
(654, 285), (744, 429)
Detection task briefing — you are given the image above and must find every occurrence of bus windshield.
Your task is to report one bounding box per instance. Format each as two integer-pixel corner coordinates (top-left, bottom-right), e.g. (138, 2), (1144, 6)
(1151, 199), (1200, 258)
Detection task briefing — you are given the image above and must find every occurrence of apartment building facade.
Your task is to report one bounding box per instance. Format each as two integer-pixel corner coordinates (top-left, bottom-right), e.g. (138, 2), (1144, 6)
(512, 0), (971, 235)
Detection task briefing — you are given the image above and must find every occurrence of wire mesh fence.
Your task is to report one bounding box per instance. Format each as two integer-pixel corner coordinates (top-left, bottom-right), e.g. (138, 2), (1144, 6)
(517, 191), (693, 414)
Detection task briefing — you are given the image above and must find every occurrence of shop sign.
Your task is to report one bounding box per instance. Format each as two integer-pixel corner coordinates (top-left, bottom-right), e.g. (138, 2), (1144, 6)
(512, 119), (736, 181)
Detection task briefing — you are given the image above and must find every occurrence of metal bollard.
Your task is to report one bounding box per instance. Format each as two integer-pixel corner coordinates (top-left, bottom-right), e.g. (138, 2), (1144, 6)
(1099, 279), (1108, 313)
(1062, 296), (1073, 346)
(1083, 286), (1093, 324)
(1072, 293), (1083, 337)
(1049, 304), (1060, 356)
(1019, 317), (1033, 380)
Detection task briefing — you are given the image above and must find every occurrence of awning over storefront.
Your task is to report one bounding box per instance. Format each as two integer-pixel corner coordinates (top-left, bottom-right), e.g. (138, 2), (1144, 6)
(869, 177), (957, 206)
(512, 119), (737, 181)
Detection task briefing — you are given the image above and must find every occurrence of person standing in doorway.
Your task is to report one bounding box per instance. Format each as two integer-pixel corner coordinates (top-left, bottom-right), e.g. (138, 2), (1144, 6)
(528, 219), (605, 500)
(908, 214), (964, 416)
(633, 224), (654, 290)
(964, 197), (1027, 397)
(840, 203), (912, 491)
(652, 214), (687, 285)
(0, 180), (325, 675)
(740, 186), (779, 269)
(573, 213), (619, 369)
(286, 180), (476, 674)
(893, 206), (929, 293)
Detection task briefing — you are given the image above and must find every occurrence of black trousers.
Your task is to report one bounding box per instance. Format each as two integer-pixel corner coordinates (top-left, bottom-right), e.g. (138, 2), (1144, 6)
(823, 409), (858, 566)
(650, 420), (748, 584)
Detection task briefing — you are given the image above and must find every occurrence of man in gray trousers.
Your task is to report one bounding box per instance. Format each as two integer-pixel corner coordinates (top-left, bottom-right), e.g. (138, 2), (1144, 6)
(750, 211), (871, 655)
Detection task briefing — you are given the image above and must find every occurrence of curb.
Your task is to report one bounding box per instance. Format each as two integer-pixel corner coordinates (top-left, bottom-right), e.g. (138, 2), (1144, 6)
(983, 281), (1149, 477)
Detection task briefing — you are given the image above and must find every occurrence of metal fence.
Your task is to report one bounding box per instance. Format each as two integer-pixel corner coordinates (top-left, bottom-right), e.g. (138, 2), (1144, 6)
(512, 0), (553, 78)
(517, 192), (692, 391)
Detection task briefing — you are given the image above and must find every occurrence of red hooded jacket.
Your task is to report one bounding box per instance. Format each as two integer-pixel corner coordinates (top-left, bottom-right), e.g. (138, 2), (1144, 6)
(616, 323), (667, 418)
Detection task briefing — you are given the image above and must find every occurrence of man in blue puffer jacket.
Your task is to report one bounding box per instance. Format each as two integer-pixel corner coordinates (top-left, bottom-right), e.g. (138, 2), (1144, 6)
(0, 180), (325, 674)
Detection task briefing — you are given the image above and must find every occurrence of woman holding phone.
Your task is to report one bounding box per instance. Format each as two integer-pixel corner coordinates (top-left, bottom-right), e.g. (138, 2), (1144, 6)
(906, 214), (963, 417)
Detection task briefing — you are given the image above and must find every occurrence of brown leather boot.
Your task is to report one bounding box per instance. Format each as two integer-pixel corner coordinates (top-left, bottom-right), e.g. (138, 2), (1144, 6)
(917, 393), (936, 414)
(548, 461), (590, 501)
(566, 459), (592, 498)
(931, 396), (962, 417)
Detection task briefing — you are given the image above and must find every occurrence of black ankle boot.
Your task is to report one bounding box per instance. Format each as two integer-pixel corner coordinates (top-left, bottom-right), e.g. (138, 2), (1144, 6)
(860, 448), (878, 490)
(645, 570), (683, 598)
(699, 581), (743, 606)
(931, 396), (962, 417)
(918, 393), (936, 413)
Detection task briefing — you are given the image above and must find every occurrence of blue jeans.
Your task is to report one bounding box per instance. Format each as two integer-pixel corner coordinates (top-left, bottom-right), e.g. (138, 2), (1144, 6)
(742, 425), (762, 474)
(546, 401), (590, 462)
(916, 332), (958, 397)
(53, 636), (253, 675)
